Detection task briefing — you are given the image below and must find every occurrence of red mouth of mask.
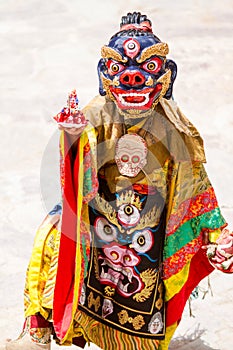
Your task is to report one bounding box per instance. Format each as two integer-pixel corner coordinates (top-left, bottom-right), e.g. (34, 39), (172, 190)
(110, 84), (162, 110)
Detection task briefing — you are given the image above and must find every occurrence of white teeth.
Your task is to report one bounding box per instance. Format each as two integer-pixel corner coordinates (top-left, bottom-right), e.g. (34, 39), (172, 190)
(118, 92), (150, 107)
(100, 269), (127, 289)
(118, 281), (124, 291)
(118, 281), (129, 293)
(127, 270), (133, 282)
(100, 261), (133, 291)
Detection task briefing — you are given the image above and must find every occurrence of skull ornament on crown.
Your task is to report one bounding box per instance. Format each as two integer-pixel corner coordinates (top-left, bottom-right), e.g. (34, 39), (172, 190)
(98, 12), (177, 116)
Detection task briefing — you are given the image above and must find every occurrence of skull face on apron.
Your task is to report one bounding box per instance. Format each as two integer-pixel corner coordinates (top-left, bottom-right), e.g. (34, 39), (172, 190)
(115, 134), (148, 177)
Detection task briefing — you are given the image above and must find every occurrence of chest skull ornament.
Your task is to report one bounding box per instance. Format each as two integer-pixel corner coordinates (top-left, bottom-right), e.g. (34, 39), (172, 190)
(115, 133), (148, 177)
(98, 12), (177, 116)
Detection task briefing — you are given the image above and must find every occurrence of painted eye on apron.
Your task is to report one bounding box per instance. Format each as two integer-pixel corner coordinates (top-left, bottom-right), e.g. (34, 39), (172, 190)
(132, 229), (154, 253)
(124, 205), (133, 215)
(94, 217), (117, 242)
(118, 204), (140, 227)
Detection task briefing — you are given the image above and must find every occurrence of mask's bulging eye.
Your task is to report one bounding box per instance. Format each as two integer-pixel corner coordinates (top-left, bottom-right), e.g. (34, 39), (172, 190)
(148, 62), (156, 70)
(107, 59), (125, 76)
(123, 38), (140, 59)
(111, 64), (119, 72)
(142, 57), (163, 74)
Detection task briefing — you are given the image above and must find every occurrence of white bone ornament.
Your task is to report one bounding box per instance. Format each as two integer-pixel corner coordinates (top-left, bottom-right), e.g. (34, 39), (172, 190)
(115, 134), (148, 177)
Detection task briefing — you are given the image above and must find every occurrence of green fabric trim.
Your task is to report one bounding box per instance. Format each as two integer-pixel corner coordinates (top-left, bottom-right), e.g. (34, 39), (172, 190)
(83, 167), (92, 197)
(164, 207), (226, 259)
(82, 234), (89, 279)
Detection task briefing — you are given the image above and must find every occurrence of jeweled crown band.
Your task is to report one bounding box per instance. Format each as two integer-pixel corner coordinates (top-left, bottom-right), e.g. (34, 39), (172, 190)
(120, 21), (153, 32)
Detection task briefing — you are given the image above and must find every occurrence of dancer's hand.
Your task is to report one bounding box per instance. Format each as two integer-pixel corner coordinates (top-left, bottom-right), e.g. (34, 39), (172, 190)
(58, 123), (87, 137)
(204, 229), (233, 273)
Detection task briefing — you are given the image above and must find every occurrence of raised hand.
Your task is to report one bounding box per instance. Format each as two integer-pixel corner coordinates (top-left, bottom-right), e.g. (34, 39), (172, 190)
(53, 89), (88, 136)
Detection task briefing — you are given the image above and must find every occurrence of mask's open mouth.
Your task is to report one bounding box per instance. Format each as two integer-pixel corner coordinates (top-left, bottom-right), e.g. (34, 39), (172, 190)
(98, 257), (143, 297)
(119, 92), (150, 107)
(110, 84), (162, 109)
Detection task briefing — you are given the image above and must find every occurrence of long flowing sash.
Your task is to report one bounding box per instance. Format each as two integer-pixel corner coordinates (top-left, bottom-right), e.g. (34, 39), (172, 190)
(53, 127), (98, 343)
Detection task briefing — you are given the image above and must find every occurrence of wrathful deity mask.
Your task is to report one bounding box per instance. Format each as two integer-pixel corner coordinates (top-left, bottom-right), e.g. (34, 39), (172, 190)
(98, 12), (177, 116)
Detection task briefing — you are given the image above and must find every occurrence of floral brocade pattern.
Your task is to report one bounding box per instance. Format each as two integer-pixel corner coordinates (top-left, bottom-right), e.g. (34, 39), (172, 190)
(166, 187), (219, 236)
(163, 206), (225, 279)
(163, 237), (202, 279)
(162, 160), (226, 281)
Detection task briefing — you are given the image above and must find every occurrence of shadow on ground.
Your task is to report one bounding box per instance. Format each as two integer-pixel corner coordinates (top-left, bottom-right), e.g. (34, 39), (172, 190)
(170, 328), (220, 350)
